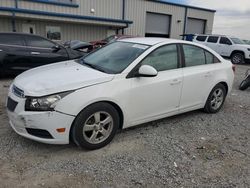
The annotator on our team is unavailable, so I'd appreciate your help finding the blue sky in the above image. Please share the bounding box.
[162,0,250,39]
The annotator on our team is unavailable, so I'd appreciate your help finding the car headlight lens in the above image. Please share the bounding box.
[25,91,73,111]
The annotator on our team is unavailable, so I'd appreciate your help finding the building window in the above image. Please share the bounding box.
[46,26,61,41]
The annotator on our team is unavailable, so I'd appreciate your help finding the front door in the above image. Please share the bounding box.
[128,44,183,124]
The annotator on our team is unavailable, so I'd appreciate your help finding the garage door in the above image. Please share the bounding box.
[186,18,206,34]
[145,12,171,38]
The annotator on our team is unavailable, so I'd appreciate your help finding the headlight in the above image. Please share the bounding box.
[25,91,73,111]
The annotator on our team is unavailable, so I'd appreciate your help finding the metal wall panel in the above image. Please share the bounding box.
[4,18,109,42]
[18,0,123,19]
[0,0,15,7]
[0,0,215,40]
[0,17,12,32]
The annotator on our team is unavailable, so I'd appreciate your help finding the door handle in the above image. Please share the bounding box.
[170,79,182,85]
[31,52,40,55]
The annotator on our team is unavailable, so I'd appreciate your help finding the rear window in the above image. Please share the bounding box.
[207,36,219,43]
[196,35,207,42]
[205,51,220,64]
[0,34,24,46]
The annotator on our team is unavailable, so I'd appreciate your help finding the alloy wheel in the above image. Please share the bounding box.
[210,88,224,110]
[82,111,114,144]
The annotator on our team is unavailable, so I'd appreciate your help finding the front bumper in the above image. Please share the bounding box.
[7,90,75,145]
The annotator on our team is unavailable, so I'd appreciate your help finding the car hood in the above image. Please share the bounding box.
[13,60,114,97]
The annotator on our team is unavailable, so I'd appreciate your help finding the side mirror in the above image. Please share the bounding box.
[137,65,158,77]
[52,45,61,52]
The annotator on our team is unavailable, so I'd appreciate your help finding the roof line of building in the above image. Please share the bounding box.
[149,0,216,13]
[22,0,79,8]
[0,7,133,25]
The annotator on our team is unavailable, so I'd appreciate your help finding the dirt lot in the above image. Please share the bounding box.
[0,65,249,188]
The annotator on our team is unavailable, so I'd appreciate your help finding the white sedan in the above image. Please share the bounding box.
[7,38,235,149]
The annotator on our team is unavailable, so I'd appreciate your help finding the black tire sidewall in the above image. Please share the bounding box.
[239,80,249,90]
[204,84,227,113]
[72,102,119,150]
[232,53,244,64]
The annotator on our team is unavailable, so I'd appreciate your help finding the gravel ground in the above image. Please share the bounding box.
[0,65,249,188]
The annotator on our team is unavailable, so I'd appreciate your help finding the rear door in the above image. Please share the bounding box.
[0,34,30,75]
[218,37,233,57]
[180,44,219,110]
[24,35,69,68]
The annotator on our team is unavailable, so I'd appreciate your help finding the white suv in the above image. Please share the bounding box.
[193,35,250,64]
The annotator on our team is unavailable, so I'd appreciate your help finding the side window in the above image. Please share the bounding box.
[141,44,178,72]
[207,36,219,43]
[219,37,232,45]
[0,34,24,46]
[205,51,221,64]
[183,44,206,67]
[196,35,207,42]
[25,36,55,48]
[205,51,214,64]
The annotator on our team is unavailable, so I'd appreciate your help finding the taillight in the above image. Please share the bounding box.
[232,65,236,73]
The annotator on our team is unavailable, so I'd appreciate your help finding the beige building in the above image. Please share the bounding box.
[0,0,215,42]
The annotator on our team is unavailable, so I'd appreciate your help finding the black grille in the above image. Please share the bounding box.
[12,85,25,98]
[26,128,54,139]
[7,97,18,112]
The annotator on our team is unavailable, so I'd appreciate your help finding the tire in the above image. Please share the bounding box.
[239,79,249,91]
[204,83,227,113]
[231,53,245,64]
[71,102,120,150]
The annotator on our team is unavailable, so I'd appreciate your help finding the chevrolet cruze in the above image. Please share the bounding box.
[6,38,234,150]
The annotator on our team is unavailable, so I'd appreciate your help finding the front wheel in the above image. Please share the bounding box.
[71,102,120,150]
[239,79,249,90]
[204,84,227,113]
[231,53,245,64]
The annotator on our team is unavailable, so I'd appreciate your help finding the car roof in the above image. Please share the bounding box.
[118,37,180,45]
[196,34,237,38]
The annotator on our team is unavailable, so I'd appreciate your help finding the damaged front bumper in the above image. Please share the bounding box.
[6,91,75,145]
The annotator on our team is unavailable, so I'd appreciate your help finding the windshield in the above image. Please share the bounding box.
[104,35,116,43]
[80,42,150,74]
[231,38,245,44]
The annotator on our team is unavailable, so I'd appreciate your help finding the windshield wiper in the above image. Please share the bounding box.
[80,59,108,73]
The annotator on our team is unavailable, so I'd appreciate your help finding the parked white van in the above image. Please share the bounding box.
[193,35,250,64]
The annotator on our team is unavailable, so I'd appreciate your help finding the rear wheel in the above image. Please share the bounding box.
[231,53,245,64]
[204,84,227,113]
[71,102,119,150]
